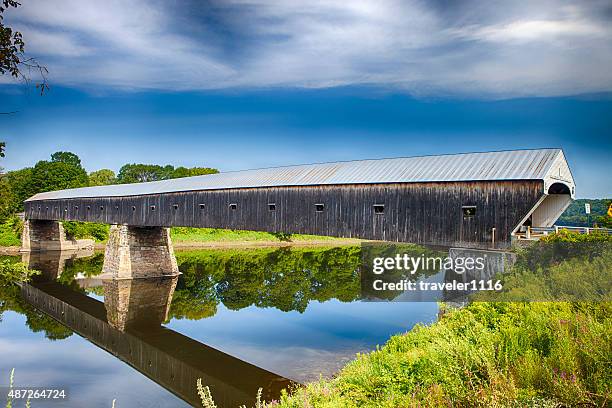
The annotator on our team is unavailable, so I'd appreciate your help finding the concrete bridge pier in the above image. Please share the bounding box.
[21,219,94,252]
[101,225,179,279]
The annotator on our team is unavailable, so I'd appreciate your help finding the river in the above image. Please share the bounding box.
[0,246,440,407]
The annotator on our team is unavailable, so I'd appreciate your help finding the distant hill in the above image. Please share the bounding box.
[557,198,611,227]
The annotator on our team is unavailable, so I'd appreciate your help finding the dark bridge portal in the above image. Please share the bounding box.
[24,149,575,249]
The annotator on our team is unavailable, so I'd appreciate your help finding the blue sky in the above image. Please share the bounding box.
[1,0,611,197]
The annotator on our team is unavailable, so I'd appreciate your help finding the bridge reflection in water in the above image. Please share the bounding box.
[20,251,293,408]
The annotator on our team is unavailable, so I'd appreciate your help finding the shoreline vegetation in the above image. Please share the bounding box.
[192,231,610,408]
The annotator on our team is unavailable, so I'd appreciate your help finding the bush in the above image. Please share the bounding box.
[0,216,23,247]
[62,221,109,242]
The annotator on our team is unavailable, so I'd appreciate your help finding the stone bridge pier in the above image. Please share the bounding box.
[21,220,94,252]
[101,225,179,280]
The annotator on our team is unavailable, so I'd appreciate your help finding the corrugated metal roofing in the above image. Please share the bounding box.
[26,149,566,201]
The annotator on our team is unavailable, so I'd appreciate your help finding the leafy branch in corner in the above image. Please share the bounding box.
[1,0,49,114]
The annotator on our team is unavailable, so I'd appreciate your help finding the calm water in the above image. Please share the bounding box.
[1,246,439,407]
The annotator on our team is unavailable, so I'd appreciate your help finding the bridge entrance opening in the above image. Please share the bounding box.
[513,182,573,240]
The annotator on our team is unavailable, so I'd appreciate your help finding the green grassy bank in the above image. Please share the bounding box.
[262,233,611,408]
[0,218,348,248]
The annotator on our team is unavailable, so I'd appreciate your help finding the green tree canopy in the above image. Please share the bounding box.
[117,164,219,184]
[89,169,116,186]
[51,151,82,168]
[29,156,88,193]
[117,164,173,184]
[3,167,35,213]
[172,166,219,178]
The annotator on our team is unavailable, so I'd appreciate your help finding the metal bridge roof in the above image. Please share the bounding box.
[26,148,571,201]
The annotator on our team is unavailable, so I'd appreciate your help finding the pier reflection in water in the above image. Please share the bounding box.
[19,250,292,407]
[2,246,441,407]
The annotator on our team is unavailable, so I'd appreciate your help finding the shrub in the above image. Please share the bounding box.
[0,216,23,247]
[62,221,109,242]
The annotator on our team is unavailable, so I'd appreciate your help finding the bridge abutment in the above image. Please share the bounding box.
[102,225,179,279]
[21,220,94,252]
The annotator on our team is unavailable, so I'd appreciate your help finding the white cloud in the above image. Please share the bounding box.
[3,0,612,97]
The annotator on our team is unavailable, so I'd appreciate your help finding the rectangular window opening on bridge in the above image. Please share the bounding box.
[268,203,276,211]
[462,205,476,218]
[374,204,385,214]
[199,203,206,210]
[315,203,325,212]
[229,203,237,210]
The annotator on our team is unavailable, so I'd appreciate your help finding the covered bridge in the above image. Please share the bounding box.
[24,148,575,250]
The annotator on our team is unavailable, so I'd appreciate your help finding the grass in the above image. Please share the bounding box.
[190,233,610,408]
[271,301,610,407]
[263,236,611,407]
[170,227,346,243]
[0,219,350,247]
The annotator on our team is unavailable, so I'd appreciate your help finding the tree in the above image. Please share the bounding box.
[29,160,88,193]
[116,164,171,184]
[3,167,34,213]
[51,151,82,168]
[0,0,48,96]
[116,164,218,184]
[172,166,219,178]
[89,169,116,186]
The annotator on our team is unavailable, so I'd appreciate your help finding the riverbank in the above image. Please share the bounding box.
[264,232,611,408]
[0,239,362,255]
[0,219,362,254]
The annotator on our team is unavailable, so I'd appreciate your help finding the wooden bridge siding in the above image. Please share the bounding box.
[25,180,544,248]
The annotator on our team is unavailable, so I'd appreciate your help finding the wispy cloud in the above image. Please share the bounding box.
[4,0,612,97]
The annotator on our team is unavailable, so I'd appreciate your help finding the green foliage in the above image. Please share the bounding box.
[117,163,173,183]
[2,168,35,214]
[270,232,293,242]
[0,259,39,284]
[513,229,612,273]
[117,163,219,184]
[172,166,219,178]
[0,215,21,246]
[271,242,612,408]
[50,151,82,168]
[29,160,88,193]
[557,199,611,227]
[0,259,72,340]
[88,169,117,186]
[170,246,365,319]
[170,227,340,242]
[0,151,89,214]
[62,221,109,242]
